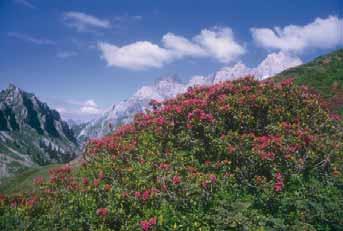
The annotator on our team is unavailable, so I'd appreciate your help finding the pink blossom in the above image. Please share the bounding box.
[96,207,109,217]
[209,174,217,184]
[142,190,150,201]
[330,113,341,121]
[274,172,284,192]
[172,175,181,185]
[159,163,170,170]
[93,179,100,187]
[140,220,150,231]
[134,191,141,199]
[140,217,157,231]
[82,177,89,185]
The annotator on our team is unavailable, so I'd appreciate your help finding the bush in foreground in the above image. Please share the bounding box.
[1,77,342,230]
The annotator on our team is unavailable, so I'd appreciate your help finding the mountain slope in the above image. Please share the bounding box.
[0,85,79,179]
[79,52,301,142]
[0,164,61,194]
[2,78,342,230]
[273,49,343,114]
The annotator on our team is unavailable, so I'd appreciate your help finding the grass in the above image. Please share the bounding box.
[274,49,343,115]
[0,164,61,194]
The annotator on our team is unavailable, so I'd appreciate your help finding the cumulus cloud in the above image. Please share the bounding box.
[162,33,207,57]
[251,16,343,52]
[80,106,102,115]
[52,99,103,121]
[79,100,103,115]
[98,27,245,70]
[8,32,56,45]
[63,11,111,32]
[98,41,172,70]
[194,27,245,62]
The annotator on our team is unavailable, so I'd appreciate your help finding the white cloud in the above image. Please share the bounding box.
[98,27,244,70]
[13,0,36,9]
[58,99,103,118]
[79,100,103,115]
[80,106,102,115]
[8,32,55,45]
[63,11,111,32]
[251,16,343,52]
[162,33,207,57]
[46,98,104,122]
[56,51,78,59]
[84,100,97,108]
[98,41,172,70]
[194,27,245,63]
[80,100,102,115]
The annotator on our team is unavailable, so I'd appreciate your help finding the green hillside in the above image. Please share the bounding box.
[274,49,343,114]
[1,78,342,230]
[0,164,61,194]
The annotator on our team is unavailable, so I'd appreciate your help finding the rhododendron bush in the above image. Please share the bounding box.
[1,78,343,230]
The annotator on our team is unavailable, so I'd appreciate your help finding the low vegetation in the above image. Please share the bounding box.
[0,78,342,230]
[274,49,343,115]
[0,164,61,194]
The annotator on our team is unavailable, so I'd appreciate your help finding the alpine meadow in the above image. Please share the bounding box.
[0,1,342,230]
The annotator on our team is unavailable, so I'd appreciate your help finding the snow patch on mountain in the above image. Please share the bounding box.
[78,75,186,140]
[209,51,302,84]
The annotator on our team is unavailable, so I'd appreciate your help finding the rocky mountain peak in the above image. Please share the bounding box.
[0,85,79,178]
[7,83,19,91]
[255,52,302,79]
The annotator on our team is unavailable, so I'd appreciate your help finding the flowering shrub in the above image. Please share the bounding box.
[1,77,342,230]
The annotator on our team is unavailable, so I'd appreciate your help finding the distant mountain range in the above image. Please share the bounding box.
[76,51,303,141]
[0,85,79,179]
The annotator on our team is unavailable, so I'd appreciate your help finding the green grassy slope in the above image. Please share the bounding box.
[273,49,343,114]
[0,164,61,194]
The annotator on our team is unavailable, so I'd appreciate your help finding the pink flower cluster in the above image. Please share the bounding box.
[255,135,282,150]
[140,217,157,231]
[158,163,170,170]
[274,172,284,192]
[187,109,214,123]
[202,174,217,189]
[172,175,181,185]
[96,207,109,217]
[134,188,160,202]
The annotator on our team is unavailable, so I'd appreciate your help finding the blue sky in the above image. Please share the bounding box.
[0,0,342,121]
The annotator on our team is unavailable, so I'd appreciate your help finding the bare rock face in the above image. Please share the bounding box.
[0,84,79,179]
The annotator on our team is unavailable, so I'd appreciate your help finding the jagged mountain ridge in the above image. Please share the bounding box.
[78,52,302,141]
[0,85,79,179]
[78,75,187,140]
